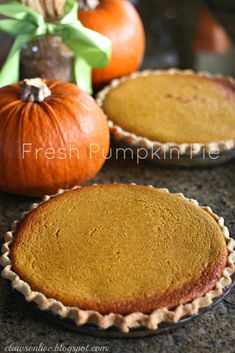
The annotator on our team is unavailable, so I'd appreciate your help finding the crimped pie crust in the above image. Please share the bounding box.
[1,184,235,333]
[96,69,235,156]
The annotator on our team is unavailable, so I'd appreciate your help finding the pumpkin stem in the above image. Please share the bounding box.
[79,0,99,10]
[20,78,51,103]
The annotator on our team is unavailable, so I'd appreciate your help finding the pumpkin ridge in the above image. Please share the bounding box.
[0,79,110,196]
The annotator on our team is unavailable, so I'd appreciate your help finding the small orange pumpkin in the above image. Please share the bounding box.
[193,9,231,53]
[78,0,145,88]
[0,78,110,196]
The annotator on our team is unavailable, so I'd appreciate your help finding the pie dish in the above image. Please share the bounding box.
[96,69,235,166]
[1,184,235,333]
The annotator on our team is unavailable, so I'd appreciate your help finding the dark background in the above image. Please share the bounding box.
[1,0,235,75]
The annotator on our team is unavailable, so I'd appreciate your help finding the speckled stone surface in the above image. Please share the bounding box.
[0,156,235,353]
[0,0,235,350]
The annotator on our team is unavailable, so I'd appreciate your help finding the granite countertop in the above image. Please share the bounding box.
[0,0,235,351]
[0,156,235,353]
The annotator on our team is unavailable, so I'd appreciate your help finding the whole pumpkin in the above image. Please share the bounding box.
[78,0,145,88]
[0,78,110,196]
[193,9,231,53]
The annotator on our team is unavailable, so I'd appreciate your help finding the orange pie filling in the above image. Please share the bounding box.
[102,73,235,144]
[11,184,227,314]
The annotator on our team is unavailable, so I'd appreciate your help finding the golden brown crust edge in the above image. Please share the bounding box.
[96,69,235,156]
[1,184,235,333]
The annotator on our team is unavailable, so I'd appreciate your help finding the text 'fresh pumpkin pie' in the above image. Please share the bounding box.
[1,184,235,332]
[96,69,235,159]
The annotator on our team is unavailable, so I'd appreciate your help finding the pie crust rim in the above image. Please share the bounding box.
[1,184,235,333]
[96,69,235,156]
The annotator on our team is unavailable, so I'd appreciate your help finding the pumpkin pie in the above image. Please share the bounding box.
[97,69,235,158]
[1,184,235,332]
